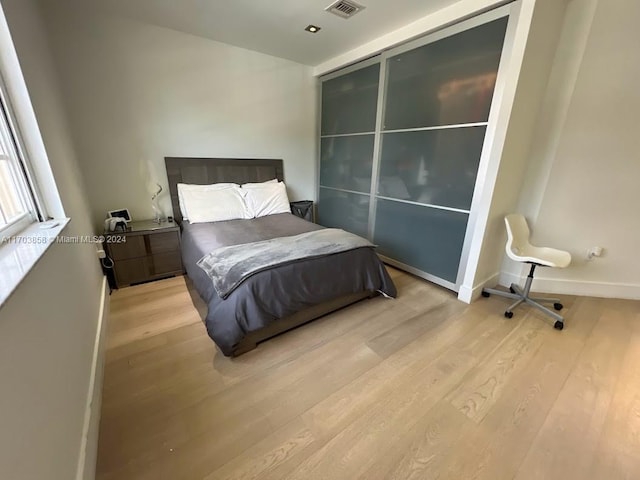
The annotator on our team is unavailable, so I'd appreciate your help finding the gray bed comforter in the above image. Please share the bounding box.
[181,213,396,356]
[197,228,376,299]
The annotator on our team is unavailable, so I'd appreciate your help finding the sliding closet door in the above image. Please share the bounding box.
[373,17,509,285]
[317,10,511,290]
[317,62,380,238]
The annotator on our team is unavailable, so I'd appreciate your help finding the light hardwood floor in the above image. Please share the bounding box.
[97,268,640,480]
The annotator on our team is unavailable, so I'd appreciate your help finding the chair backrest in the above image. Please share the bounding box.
[504,213,531,260]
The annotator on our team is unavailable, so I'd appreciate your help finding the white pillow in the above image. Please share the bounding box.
[180,185,252,224]
[242,182,291,218]
[241,178,278,188]
[177,183,238,220]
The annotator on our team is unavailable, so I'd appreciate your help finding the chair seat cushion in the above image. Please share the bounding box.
[509,245,571,268]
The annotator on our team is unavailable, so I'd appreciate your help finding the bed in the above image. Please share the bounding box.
[165,157,397,356]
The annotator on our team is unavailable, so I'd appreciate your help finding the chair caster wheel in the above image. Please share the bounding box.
[509,286,516,294]
[554,320,564,330]
[554,303,563,311]
[504,311,514,319]
[482,291,490,298]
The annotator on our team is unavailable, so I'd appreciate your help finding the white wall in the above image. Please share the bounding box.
[40,5,318,228]
[0,0,106,478]
[500,0,640,299]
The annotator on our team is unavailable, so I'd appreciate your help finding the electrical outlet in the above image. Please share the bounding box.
[587,246,604,260]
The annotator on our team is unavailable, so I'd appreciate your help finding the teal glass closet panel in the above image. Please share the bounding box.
[320,135,375,193]
[373,200,468,282]
[372,17,508,285]
[383,18,508,130]
[318,62,380,236]
[377,126,487,210]
[317,188,370,238]
[321,64,380,135]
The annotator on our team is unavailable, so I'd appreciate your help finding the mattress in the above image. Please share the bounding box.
[181,213,396,355]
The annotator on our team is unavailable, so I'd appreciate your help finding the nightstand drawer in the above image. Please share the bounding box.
[148,231,180,254]
[114,257,148,285]
[109,235,146,260]
[150,252,182,276]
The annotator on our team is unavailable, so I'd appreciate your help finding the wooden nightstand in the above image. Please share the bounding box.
[290,200,314,222]
[104,220,183,288]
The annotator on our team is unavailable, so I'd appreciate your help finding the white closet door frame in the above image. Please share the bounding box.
[458,0,537,302]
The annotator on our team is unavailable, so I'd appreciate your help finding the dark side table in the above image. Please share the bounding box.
[103,220,184,288]
[290,200,314,222]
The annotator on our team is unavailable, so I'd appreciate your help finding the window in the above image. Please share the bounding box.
[0,84,39,237]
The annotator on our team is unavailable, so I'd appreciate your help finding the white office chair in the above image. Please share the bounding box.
[482,213,572,330]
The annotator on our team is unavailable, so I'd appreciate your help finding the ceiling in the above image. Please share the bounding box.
[49,0,462,66]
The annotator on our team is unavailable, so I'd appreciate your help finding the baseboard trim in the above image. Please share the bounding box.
[76,276,109,480]
[498,271,640,300]
[498,270,521,291]
[458,271,501,304]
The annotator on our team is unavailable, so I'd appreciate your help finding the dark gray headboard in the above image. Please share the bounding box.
[164,157,284,224]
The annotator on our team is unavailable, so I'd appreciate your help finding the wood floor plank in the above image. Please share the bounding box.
[98,274,436,477]
[99,298,417,456]
[357,401,474,480]
[589,313,640,480]
[389,271,457,314]
[446,294,595,426]
[98,340,381,479]
[429,297,601,480]
[302,304,505,438]
[514,307,631,480]
[284,311,517,479]
[106,308,201,349]
[97,271,640,480]
[447,312,547,423]
[252,307,505,480]
[366,298,466,358]
[205,292,410,380]
[202,418,315,480]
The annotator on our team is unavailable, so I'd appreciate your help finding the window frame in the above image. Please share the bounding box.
[0,71,45,239]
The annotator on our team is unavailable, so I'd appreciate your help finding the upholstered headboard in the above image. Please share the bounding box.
[164,157,284,224]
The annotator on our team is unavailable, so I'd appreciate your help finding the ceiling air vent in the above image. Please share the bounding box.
[325,0,366,19]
